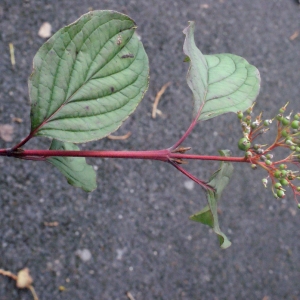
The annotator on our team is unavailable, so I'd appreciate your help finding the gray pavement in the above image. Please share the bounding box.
[0,0,299,299]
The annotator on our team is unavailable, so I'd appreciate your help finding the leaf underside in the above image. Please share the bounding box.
[190,150,234,249]
[29,10,149,143]
[183,21,261,121]
[47,140,97,192]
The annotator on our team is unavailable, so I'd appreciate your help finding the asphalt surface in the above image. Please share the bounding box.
[0,1,300,299]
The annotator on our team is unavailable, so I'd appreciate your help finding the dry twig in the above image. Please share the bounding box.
[290,30,299,41]
[107,131,131,140]
[9,43,15,68]
[152,81,171,118]
[44,221,59,227]
[126,291,136,300]
[0,268,38,300]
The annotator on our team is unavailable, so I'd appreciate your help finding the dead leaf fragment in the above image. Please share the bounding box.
[107,131,131,140]
[16,268,33,289]
[0,124,14,142]
[290,30,299,41]
[44,221,59,227]
[9,43,15,68]
[12,117,23,123]
[0,268,38,300]
[200,4,209,9]
[38,22,52,38]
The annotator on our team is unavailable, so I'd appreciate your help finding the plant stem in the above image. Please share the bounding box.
[10,132,36,151]
[170,161,214,191]
[170,103,204,150]
[0,148,247,163]
[169,153,248,162]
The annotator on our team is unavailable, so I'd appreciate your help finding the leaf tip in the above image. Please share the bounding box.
[183,21,195,35]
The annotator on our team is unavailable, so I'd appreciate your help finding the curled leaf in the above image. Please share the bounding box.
[190,150,233,249]
[183,21,260,121]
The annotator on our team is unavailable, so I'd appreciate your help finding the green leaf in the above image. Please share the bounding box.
[29,10,149,143]
[190,150,233,249]
[183,21,260,121]
[47,140,97,192]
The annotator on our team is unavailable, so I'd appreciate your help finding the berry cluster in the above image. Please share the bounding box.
[237,103,300,208]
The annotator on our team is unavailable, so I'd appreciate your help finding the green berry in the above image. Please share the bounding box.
[280,170,287,177]
[294,113,300,120]
[281,118,290,126]
[246,107,253,114]
[274,170,281,178]
[297,187,300,191]
[274,182,282,189]
[279,108,286,114]
[279,164,286,170]
[280,179,289,186]
[251,164,257,169]
[266,153,273,159]
[276,114,283,121]
[291,120,299,129]
[296,147,300,152]
[286,139,294,146]
[238,137,251,151]
[277,189,285,198]
[245,151,252,158]
[281,130,289,137]
[298,203,300,209]
[265,160,272,166]
[290,146,296,151]
[237,111,243,119]
[251,122,258,129]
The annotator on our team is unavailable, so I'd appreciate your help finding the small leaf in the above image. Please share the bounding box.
[183,21,260,121]
[47,140,97,192]
[29,10,149,143]
[190,150,233,249]
[183,56,191,62]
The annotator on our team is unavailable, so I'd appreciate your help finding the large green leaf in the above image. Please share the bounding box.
[183,21,260,121]
[47,140,97,192]
[190,150,233,249]
[29,10,149,143]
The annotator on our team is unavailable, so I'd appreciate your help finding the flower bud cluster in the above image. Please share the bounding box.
[236,103,300,208]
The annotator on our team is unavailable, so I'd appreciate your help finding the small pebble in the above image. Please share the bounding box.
[184,180,194,190]
[38,22,52,38]
[76,249,92,262]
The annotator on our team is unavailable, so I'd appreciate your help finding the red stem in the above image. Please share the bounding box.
[169,153,248,162]
[0,148,248,163]
[170,161,214,191]
[170,103,204,150]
